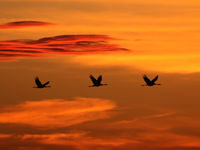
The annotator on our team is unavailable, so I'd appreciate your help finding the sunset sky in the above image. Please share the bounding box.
[1,0,200,150]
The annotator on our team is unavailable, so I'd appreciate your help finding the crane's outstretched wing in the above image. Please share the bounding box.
[90,75,97,85]
[143,75,151,84]
[35,77,42,87]
[151,75,158,83]
[97,75,102,84]
[43,81,50,87]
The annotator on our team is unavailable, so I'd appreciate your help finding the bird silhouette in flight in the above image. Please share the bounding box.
[142,75,161,86]
[33,77,51,88]
[89,75,108,87]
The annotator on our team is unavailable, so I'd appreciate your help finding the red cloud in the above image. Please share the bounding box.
[0,35,129,61]
[0,21,55,29]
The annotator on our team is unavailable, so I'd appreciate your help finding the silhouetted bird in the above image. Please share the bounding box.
[89,75,108,87]
[142,75,161,86]
[33,77,50,88]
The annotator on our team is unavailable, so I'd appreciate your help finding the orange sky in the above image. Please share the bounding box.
[1,0,200,150]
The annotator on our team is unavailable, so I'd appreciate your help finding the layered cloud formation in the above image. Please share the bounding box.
[0,35,128,61]
[0,21,55,29]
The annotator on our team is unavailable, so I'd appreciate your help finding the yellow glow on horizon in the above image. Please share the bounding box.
[71,53,200,73]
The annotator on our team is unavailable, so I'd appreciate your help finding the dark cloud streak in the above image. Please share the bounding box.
[0,21,55,29]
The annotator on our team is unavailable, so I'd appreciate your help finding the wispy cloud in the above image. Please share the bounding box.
[108,113,173,131]
[0,97,115,128]
[0,132,139,150]
[0,35,129,62]
[0,21,55,29]
[20,132,136,147]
